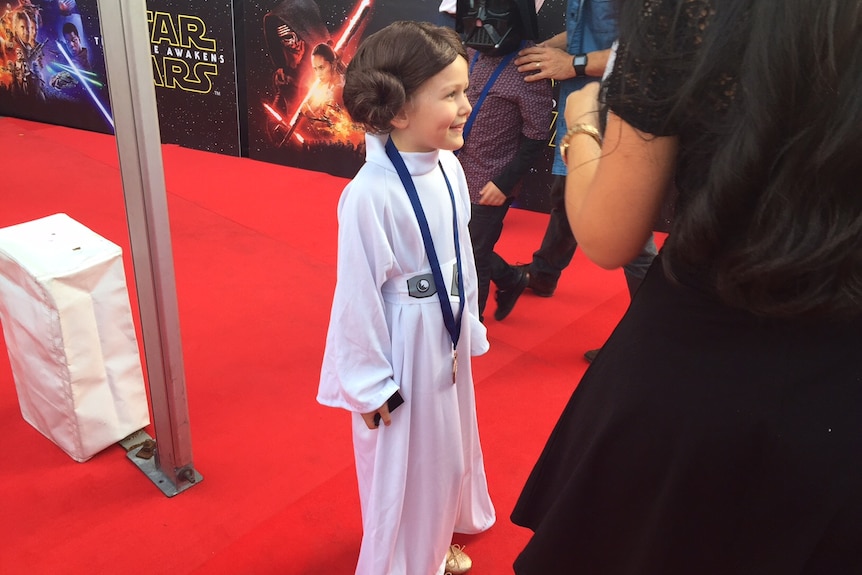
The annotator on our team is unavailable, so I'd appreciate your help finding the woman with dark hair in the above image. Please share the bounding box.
[309,42,345,104]
[302,42,349,136]
[299,41,368,145]
[312,43,345,77]
[511,0,862,572]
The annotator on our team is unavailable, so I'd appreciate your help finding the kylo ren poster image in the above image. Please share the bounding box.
[242,0,441,178]
[0,0,112,134]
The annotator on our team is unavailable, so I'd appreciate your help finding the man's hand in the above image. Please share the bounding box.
[478,182,507,206]
[514,45,575,82]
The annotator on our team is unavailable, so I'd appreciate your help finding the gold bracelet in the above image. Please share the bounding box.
[559,123,602,166]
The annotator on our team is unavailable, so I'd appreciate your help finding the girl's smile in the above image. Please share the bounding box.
[390,57,472,153]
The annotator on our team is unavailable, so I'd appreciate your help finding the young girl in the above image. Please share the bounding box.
[318,21,495,575]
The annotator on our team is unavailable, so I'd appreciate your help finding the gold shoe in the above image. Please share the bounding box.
[445,544,472,575]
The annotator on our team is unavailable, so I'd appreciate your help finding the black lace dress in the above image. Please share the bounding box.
[510,1,862,573]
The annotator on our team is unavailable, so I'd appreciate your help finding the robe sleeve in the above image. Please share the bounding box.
[317,168,401,413]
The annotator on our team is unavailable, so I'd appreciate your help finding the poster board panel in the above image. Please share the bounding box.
[242,0,445,179]
[147,0,241,156]
[242,0,564,209]
[0,0,114,134]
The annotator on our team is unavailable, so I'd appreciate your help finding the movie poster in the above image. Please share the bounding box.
[0,0,113,134]
[242,0,441,178]
[513,0,565,212]
[147,0,241,156]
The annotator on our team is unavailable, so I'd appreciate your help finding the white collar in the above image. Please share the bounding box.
[365,133,441,177]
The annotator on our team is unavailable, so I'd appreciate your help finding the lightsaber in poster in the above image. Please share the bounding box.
[264,0,372,146]
[56,41,114,130]
[262,101,292,141]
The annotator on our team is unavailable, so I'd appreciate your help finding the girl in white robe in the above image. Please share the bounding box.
[317,21,495,575]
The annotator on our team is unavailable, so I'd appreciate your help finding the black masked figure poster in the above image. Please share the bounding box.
[242,0,441,178]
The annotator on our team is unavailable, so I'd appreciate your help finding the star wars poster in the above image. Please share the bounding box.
[242,0,442,178]
[0,0,113,134]
[513,0,565,213]
[147,0,241,156]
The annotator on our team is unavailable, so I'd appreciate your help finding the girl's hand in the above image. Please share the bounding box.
[564,81,601,131]
[361,402,392,429]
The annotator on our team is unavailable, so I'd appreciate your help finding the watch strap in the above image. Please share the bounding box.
[573,53,588,76]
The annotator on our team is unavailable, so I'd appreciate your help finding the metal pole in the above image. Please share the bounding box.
[96,0,202,496]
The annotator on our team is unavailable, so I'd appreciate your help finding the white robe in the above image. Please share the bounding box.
[318,134,496,575]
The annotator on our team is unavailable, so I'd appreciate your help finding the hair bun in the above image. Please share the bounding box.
[342,20,466,134]
[343,68,406,133]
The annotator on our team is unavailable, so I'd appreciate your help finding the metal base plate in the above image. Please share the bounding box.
[120,430,203,497]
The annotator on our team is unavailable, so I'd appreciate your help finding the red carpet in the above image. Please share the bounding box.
[0,117,639,574]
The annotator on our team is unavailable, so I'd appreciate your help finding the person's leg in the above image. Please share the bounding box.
[470,200,527,322]
[528,176,577,296]
[490,252,518,288]
[585,235,659,363]
[469,202,509,321]
[491,251,528,321]
[622,234,659,298]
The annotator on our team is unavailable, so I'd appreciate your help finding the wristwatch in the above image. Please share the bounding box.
[573,53,588,76]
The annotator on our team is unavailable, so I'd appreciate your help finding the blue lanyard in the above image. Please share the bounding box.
[384,136,464,350]
[461,44,523,144]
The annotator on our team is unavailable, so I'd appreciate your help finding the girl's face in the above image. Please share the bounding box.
[391,57,471,153]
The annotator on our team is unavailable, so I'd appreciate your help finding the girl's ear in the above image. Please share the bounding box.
[390,106,409,130]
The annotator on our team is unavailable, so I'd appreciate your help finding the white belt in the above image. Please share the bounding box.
[381,257,461,305]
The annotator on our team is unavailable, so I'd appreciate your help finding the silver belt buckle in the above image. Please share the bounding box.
[407,264,460,298]
[407,273,436,298]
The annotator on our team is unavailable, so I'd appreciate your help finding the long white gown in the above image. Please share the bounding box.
[318,133,496,575]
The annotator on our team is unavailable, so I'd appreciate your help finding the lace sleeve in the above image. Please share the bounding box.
[605,0,713,136]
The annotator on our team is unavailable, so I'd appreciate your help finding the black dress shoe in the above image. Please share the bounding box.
[583,348,601,363]
[494,268,529,321]
[514,264,556,297]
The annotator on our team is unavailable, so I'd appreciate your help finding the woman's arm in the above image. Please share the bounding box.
[563,84,677,269]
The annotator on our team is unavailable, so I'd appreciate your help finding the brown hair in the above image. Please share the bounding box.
[343,20,467,133]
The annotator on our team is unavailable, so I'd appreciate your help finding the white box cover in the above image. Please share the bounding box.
[0,213,150,462]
